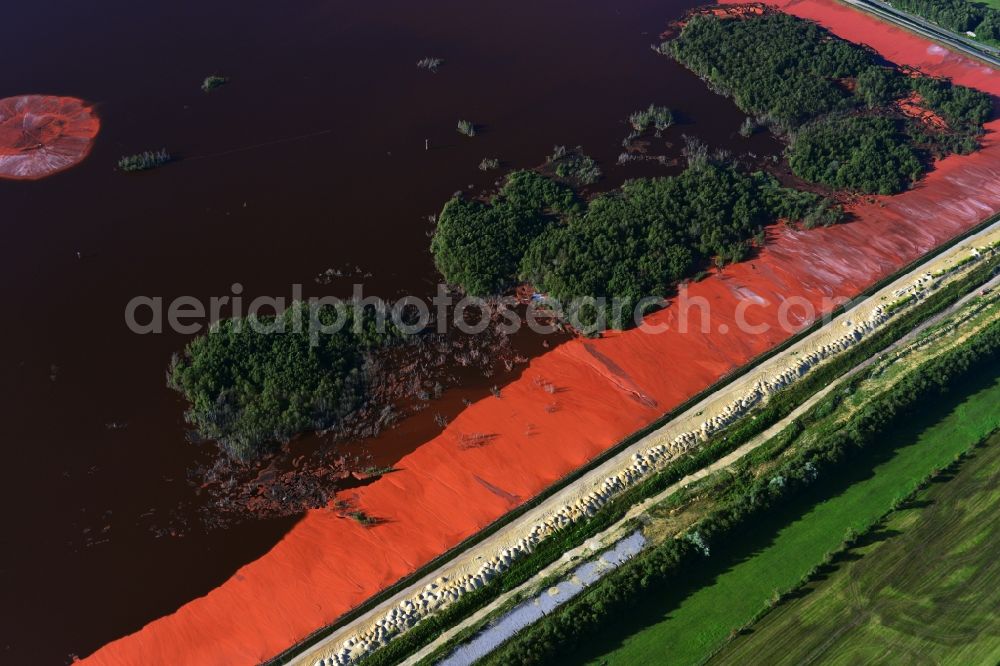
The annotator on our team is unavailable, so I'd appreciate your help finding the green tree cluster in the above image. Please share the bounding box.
[788,116,923,194]
[433,163,841,328]
[547,146,602,186]
[520,165,784,324]
[854,65,907,108]
[628,104,675,133]
[906,74,992,157]
[668,12,990,178]
[431,171,580,296]
[912,76,993,129]
[168,303,400,459]
[891,0,1000,44]
[118,149,171,172]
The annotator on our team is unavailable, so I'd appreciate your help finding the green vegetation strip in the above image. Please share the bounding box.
[581,360,1000,665]
[712,429,1000,665]
[418,284,998,664]
[479,311,1000,665]
[361,264,1000,666]
[270,217,998,665]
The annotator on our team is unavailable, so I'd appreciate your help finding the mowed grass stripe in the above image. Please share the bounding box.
[712,429,1000,665]
[577,362,1000,666]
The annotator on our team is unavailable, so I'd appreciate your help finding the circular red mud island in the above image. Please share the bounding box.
[0,95,99,180]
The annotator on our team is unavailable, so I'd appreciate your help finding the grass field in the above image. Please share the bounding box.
[710,429,1000,665]
[575,359,1000,666]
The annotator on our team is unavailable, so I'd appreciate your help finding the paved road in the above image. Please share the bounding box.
[292,222,1000,666]
[843,0,1000,68]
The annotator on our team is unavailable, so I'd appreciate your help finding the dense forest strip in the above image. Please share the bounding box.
[476,314,1000,665]
[708,431,1000,666]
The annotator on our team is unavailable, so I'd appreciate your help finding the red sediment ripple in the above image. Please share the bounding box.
[82,4,1000,664]
[0,95,99,180]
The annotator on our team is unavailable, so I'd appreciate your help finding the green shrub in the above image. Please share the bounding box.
[764,186,845,227]
[416,57,444,72]
[118,149,171,172]
[628,104,674,133]
[457,120,477,137]
[201,75,230,92]
[547,145,602,185]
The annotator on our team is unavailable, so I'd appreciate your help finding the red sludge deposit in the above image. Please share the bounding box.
[0,95,98,180]
[85,2,1000,663]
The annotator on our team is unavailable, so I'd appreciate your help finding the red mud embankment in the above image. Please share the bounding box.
[84,3,1000,663]
[0,95,98,180]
